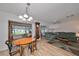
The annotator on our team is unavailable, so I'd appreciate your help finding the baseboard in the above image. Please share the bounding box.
[0,47,8,52]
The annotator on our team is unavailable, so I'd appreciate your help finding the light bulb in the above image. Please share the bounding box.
[24,14,28,18]
[22,18,26,21]
[19,15,23,19]
[27,17,33,21]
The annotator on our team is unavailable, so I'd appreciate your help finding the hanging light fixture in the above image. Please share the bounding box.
[19,15,23,19]
[19,3,33,21]
[27,17,33,21]
[24,14,28,18]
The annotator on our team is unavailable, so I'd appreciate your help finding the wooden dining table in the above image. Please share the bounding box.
[13,37,35,56]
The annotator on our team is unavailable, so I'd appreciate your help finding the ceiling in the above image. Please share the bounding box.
[0,3,79,24]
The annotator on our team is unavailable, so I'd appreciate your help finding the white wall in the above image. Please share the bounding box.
[47,15,79,32]
[54,20,79,32]
[0,11,20,51]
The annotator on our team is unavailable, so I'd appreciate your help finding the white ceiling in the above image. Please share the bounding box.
[0,3,79,24]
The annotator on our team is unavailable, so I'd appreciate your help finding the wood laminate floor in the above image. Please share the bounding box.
[0,39,75,56]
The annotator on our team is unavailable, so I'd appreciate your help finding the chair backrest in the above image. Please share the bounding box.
[5,40,21,56]
[5,40,13,52]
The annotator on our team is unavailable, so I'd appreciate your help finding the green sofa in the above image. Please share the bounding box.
[45,32,77,43]
[57,32,77,42]
[45,32,57,43]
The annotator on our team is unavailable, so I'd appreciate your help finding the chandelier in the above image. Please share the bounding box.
[19,3,33,21]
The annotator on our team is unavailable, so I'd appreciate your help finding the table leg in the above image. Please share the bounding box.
[31,42,34,54]
[20,46,24,56]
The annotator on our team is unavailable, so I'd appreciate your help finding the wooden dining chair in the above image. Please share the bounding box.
[5,40,20,56]
[27,37,38,54]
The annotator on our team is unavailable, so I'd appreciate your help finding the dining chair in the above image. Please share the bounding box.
[28,38,38,54]
[5,40,20,56]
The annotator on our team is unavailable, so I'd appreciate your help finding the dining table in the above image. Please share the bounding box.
[13,37,35,56]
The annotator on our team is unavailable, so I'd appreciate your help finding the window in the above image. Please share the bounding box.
[41,26,47,36]
[8,21,32,40]
[12,25,32,35]
[12,25,26,35]
[12,28,25,35]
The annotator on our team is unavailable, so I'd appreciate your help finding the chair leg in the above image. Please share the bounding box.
[9,52,12,56]
[28,42,37,54]
[31,43,34,54]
